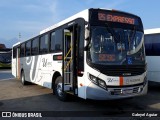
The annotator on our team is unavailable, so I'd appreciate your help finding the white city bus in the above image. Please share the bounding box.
[12,8,147,101]
[144,28,160,83]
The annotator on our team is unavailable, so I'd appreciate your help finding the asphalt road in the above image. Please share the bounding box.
[0,70,160,119]
[0,69,14,81]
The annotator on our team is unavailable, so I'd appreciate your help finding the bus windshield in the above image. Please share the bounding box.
[0,52,12,63]
[87,26,145,65]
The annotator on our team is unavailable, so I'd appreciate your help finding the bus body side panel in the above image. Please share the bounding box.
[38,53,62,88]
[21,53,62,89]
[77,76,86,99]
[77,52,100,99]
[144,29,160,82]
[12,58,17,77]
[30,55,42,86]
[22,56,42,85]
[22,56,31,83]
[17,57,21,79]
[146,56,160,82]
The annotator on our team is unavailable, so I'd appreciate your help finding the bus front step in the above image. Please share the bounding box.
[63,84,72,91]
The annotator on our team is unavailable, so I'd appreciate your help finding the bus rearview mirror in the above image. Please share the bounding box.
[85,27,89,41]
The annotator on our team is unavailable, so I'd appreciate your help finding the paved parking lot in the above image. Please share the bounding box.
[0,70,160,119]
[0,69,14,81]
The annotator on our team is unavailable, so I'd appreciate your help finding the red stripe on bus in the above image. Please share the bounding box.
[120,77,123,86]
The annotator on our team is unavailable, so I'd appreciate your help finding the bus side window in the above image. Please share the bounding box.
[40,34,49,54]
[25,41,31,56]
[20,43,25,57]
[50,32,56,52]
[144,34,160,56]
[55,44,61,51]
[31,38,39,55]
[50,30,62,52]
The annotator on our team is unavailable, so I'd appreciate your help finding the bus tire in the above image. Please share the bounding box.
[55,76,68,101]
[21,71,27,85]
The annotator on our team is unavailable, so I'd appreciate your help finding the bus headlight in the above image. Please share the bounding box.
[143,76,147,87]
[89,74,98,84]
[97,79,106,89]
[88,73,107,90]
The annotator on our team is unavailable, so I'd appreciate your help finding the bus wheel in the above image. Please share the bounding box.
[55,76,68,101]
[21,71,27,85]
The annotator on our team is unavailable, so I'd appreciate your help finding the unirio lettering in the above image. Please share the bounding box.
[42,58,52,67]
[42,58,47,67]
[107,78,118,83]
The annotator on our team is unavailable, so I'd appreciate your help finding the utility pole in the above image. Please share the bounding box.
[19,32,21,41]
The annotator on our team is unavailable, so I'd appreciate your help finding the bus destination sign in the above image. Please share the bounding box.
[98,12,136,25]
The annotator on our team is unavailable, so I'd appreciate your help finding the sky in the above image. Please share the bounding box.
[0,0,160,47]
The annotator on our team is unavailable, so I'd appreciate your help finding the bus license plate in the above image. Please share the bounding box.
[123,89,133,94]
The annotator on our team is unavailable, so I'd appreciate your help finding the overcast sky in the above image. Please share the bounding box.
[0,0,160,43]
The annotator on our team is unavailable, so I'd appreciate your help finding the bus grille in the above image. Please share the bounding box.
[110,87,142,95]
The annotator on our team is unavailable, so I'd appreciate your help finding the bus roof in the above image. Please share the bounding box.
[12,42,21,47]
[40,8,141,35]
[144,28,160,35]
[40,9,89,34]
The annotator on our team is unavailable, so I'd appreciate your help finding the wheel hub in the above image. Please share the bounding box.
[57,83,63,97]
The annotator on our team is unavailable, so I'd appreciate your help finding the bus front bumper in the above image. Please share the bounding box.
[86,82,148,100]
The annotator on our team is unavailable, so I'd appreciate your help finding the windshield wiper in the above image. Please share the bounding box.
[128,26,136,51]
[105,23,119,42]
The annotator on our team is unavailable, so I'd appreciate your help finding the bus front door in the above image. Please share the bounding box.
[12,47,20,79]
[62,24,79,95]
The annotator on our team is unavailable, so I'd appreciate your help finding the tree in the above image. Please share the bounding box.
[0,44,6,49]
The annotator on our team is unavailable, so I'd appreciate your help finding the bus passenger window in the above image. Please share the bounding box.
[50,32,55,52]
[40,34,48,54]
[31,38,39,55]
[25,41,31,56]
[50,30,62,52]
[20,43,25,57]
[55,44,61,51]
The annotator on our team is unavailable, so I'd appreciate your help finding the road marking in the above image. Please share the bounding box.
[0,78,14,81]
